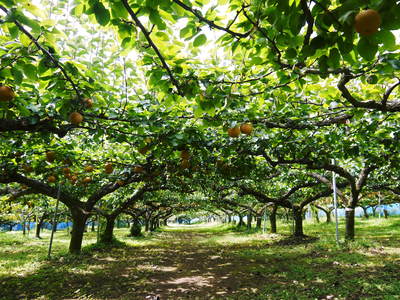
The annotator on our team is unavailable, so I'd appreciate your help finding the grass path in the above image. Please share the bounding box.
[0,219,400,299]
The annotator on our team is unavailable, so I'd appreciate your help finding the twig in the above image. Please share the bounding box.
[172,0,252,38]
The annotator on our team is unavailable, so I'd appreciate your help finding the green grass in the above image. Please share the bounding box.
[0,217,399,299]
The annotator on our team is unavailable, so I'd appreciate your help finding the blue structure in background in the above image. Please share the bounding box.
[0,221,72,231]
[304,203,400,220]
[329,203,399,218]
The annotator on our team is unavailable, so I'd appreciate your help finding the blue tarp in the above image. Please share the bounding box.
[0,221,72,231]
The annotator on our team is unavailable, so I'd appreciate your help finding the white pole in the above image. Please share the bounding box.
[332,159,340,244]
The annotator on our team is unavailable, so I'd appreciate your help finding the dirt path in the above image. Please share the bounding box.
[2,224,400,299]
[1,227,270,300]
[120,230,265,299]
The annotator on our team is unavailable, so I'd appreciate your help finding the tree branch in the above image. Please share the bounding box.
[0,171,82,209]
[338,73,400,112]
[382,80,400,107]
[121,0,183,96]
[356,166,376,191]
[0,118,72,137]
[242,9,288,68]
[172,0,252,38]
[300,0,314,47]
[308,172,349,205]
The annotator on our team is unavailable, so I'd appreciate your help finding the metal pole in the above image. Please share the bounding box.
[378,192,382,219]
[332,159,340,244]
[48,183,61,258]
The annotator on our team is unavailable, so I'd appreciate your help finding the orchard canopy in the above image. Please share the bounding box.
[1,0,400,253]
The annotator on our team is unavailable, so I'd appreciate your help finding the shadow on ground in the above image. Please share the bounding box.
[1,229,399,299]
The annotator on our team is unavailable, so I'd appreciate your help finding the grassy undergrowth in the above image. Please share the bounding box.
[0,217,399,299]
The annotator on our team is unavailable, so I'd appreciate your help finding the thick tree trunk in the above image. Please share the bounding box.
[163,218,168,226]
[237,214,244,227]
[246,211,252,229]
[35,213,47,238]
[127,219,130,228]
[156,218,160,229]
[361,206,369,219]
[270,205,277,233]
[314,208,320,223]
[27,217,31,235]
[69,208,88,254]
[256,216,262,229]
[326,210,332,223]
[91,218,96,232]
[345,207,355,240]
[100,216,116,244]
[293,207,304,237]
[22,219,26,235]
[383,209,388,219]
[228,214,232,223]
[149,219,156,232]
[129,219,142,237]
[144,218,150,232]
[371,206,377,217]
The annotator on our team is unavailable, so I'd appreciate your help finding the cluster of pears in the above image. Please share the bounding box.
[227,123,253,138]
[43,149,116,185]
[0,84,93,128]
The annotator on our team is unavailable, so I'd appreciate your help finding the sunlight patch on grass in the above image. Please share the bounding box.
[1,217,399,299]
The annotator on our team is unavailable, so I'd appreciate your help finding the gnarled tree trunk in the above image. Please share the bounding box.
[149,218,156,232]
[313,208,320,223]
[371,206,377,217]
[326,210,332,223]
[69,208,88,254]
[100,215,116,244]
[246,210,252,229]
[256,215,262,229]
[91,218,96,231]
[293,206,304,237]
[345,207,355,240]
[383,209,388,219]
[361,206,369,219]
[22,219,26,235]
[35,212,47,238]
[144,218,150,232]
[237,214,244,227]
